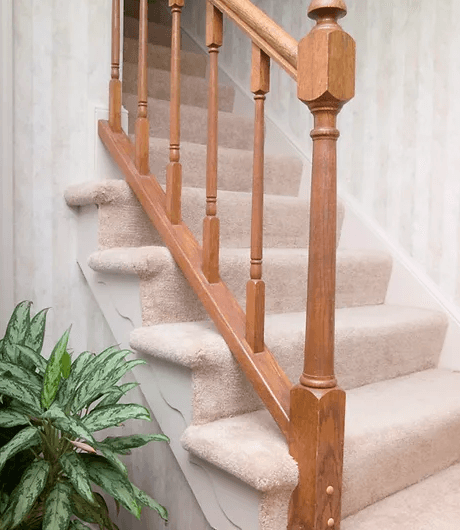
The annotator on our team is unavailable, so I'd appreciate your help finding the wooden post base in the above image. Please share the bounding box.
[288,384,345,530]
[166,161,182,224]
[246,279,265,353]
[202,215,220,283]
[135,117,150,175]
[109,79,122,132]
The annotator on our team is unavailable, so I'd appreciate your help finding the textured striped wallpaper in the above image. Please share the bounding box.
[182,0,460,309]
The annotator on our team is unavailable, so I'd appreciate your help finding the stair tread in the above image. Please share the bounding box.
[182,368,460,516]
[342,461,460,529]
[123,37,207,78]
[131,303,446,368]
[123,94,256,150]
[122,61,235,112]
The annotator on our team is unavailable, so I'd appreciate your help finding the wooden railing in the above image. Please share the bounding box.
[102,0,355,528]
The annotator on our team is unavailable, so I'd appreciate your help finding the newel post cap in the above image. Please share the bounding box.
[308,0,347,20]
[297,6,355,106]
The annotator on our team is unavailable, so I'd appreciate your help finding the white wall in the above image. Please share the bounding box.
[181,0,460,316]
[10,0,116,352]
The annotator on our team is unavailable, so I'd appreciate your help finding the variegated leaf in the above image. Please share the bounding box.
[133,484,168,521]
[94,382,139,410]
[3,301,32,349]
[55,351,94,408]
[41,406,96,444]
[41,327,71,409]
[59,452,96,506]
[69,520,92,530]
[16,345,47,374]
[0,427,40,474]
[82,404,150,432]
[42,482,72,530]
[84,457,140,519]
[5,459,50,528]
[24,307,49,356]
[0,410,30,428]
[96,447,128,476]
[0,360,42,392]
[99,433,168,455]
[61,351,72,379]
[71,350,131,412]
[0,378,41,415]
[0,492,9,514]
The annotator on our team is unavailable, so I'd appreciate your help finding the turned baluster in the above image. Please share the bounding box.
[246,45,269,354]
[166,0,184,224]
[288,1,355,529]
[202,2,223,283]
[135,0,150,174]
[109,0,122,131]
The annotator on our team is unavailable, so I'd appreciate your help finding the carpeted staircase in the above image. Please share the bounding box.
[65,5,460,529]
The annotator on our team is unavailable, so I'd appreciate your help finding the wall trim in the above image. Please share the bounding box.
[0,0,15,333]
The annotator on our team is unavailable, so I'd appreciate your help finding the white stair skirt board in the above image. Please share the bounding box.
[75,203,257,529]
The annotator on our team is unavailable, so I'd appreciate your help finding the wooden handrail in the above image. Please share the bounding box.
[209,0,298,79]
[104,0,355,527]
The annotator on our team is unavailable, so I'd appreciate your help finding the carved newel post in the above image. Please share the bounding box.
[289,1,355,529]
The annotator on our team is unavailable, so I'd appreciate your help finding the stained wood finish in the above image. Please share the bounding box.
[166,0,184,224]
[135,0,150,174]
[210,0,297,79]
[202,3,223,284]
[246,45,269,354]
[98,120,292,436]
[109,0,122,131]
[288,2,355,528]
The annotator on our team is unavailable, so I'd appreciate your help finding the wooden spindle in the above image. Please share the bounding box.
[166,0,184,224]
[109,0,122,131]
[288,1,355,529]
[135,0,150,174]
[246,45,269,354]
[202,2,223,283]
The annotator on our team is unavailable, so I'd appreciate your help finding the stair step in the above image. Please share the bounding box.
[124,16,176,48]
[88,247,393,323]
[148,137,303,196]
[123,37,207,78]
[123,94,255,150]
[341,461,460,530]
[130,305,446,423]
[122,61,234,112]
[64,180,319,249]
[182,369,460,524]
[124,0,172,25]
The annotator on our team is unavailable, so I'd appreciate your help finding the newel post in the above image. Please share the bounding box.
[289,1,355,529]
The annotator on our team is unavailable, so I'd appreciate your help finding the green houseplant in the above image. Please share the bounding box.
[0,301,169,529]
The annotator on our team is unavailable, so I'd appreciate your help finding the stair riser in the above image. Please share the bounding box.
[124,17,174,48]
[123,94,255,150]
[131,310,446,425]
[95,191,319,251]
[148,138,303,196]
[122,61,235,112]
[123,37,207,78]
[123,251,392,325]
[124,0,172,25]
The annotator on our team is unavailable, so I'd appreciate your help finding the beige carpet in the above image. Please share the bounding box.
[65,9,460,530]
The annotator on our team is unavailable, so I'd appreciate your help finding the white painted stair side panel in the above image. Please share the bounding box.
[75,204,261,529]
